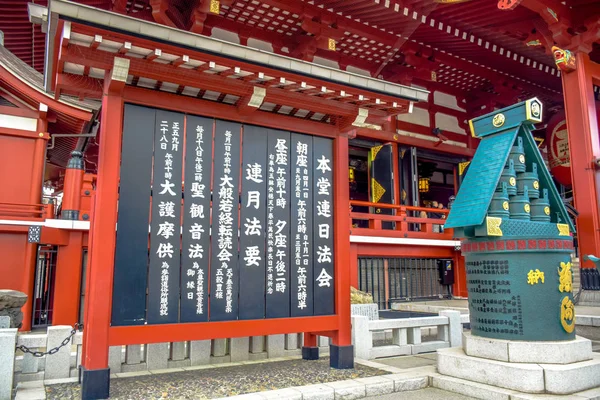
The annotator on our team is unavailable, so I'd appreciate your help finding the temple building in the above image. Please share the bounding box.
[0,0,598,333]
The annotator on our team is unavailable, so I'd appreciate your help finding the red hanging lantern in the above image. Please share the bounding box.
[546,111,571,186]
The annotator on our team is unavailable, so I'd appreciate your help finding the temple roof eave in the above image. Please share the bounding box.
[46,0,429,105]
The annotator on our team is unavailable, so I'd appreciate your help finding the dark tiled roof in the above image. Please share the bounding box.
[0,44,100,111]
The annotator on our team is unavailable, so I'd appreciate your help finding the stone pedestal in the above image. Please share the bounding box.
[435,332,600,398]
[0,290,27,329]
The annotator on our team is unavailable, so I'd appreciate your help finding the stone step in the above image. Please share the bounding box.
[432,374,600,400]
[437,347,600,395]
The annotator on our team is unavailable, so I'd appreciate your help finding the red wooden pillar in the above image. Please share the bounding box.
[561,53,600,268]
[330,133,353,368]
[80,60,128,399]
[52,232,84,326]
[61,151,85,220]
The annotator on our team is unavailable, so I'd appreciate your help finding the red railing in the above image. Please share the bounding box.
[0,202,51,221]
[349,200,454,239]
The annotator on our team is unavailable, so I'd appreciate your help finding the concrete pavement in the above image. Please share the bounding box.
[365,388,476,399]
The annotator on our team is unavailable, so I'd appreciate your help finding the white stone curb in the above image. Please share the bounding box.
[213,358,432,400]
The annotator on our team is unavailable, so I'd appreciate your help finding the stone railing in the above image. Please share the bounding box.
[1,327,330,398]
[352,310,468,360]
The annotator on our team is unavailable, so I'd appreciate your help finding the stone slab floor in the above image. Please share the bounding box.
[366,388,475,399]
[44,357,386,400]
[374,353,438,369]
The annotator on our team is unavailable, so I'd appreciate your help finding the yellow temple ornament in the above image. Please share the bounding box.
[527,269,545,285]
[558,262,573,293]
[560,296,575,333]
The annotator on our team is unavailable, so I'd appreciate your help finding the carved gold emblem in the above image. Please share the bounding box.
[328,38,336,51]
[519,154,525,164]
[527,269,545,285]
[209,0,220,14]
[502,201,509,211]
[557,223,570,236]
[509,177,516,186]
[560,296,575,333]
[544,206,551,215]
[533,181,539,189]
[558,262,573,293]
[486,217,503,236]
[492,113,505,128]
[524,204,530,213]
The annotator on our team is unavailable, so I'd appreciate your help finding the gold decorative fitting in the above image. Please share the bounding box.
[431,71,437,82]
[544,206,551,215]
[524,204,530,213]
[38,132,44,137]
[486,217,503,236]
[527,269,545,285]
[328,38,336,51]
[468,119,476,138]
[209,0,220,14]
[418,177,430,193]
[558,262,573,293]
[502,201,509,211]
[519,154,525,164]
[370,145,383,160]
[560,296,575,333]
[509,177,516,186]
[458,161,471,176]
[371,178,386,203]
[557,223,570,236]
[533,181,539,189]
[492,113,505,128]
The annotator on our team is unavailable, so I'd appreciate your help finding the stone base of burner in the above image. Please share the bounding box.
[436,333,600,395]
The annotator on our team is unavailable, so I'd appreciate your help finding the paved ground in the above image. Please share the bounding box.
[366,388,476,399]
[375,353,437,369]
[45,358,386,400]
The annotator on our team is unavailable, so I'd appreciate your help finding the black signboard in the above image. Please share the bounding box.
[111,104,155,326]
[114,106,337,325]
[239,125,268,320]
[290,133,314,316]
[180,116,214,323]
[209,121,242,321]
[313,136,335,315]
[265,129,291,318]
[147,110,185,324]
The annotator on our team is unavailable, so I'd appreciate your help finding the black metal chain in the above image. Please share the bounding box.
[16,323,83,358]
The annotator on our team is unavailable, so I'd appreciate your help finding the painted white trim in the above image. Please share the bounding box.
[350,235,461,247]
[45,219,90,230]
[0,219,44,226]
[0,115,37,131]
[0,219,90,230]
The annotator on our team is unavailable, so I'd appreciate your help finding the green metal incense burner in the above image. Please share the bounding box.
[445,98,576,341]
